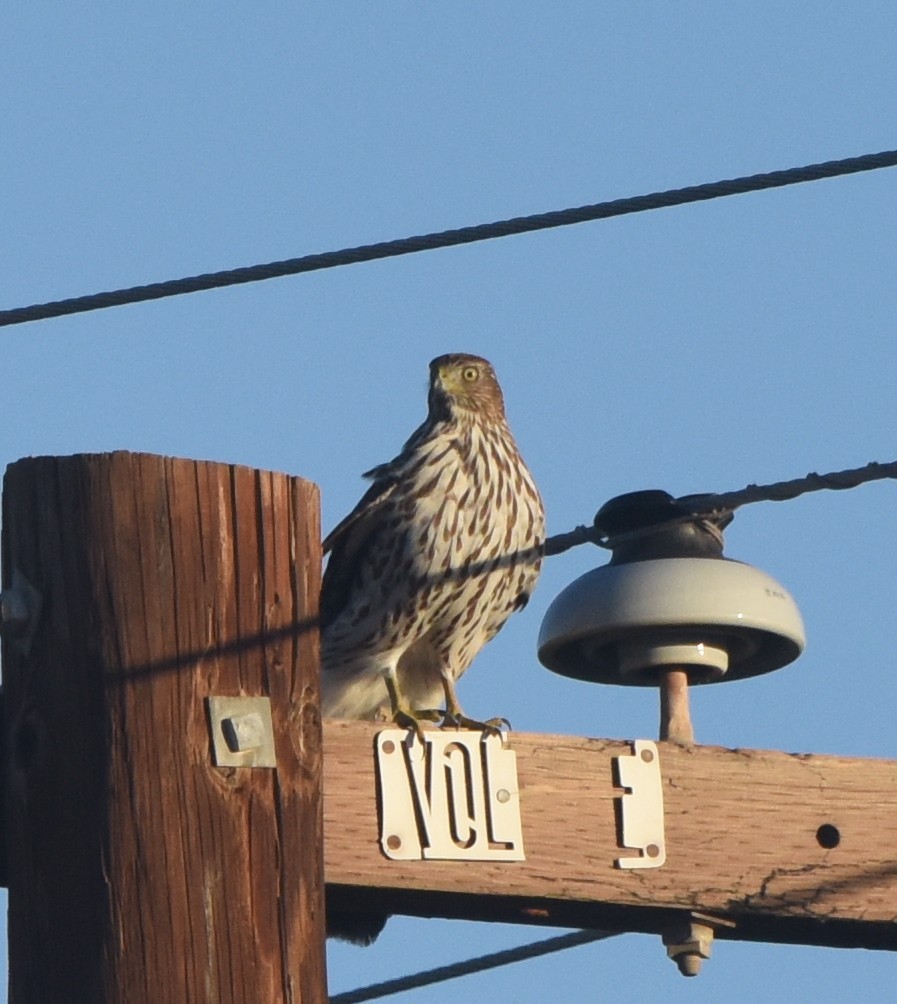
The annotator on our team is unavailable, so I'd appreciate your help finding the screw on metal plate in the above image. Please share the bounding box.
[613,739,666,869]
[376,729,525,862]
[0,569,43,657]
[207,696,277,768]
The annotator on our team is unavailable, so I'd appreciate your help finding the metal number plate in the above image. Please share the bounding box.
[376,729,525,861]
[614,739,666,869]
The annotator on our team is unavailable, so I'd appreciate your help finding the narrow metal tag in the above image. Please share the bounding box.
[376,729,525,861]
[614,739,666,869]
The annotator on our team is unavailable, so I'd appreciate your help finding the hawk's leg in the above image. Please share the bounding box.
[384,667,441,740]
[440,674,510,735]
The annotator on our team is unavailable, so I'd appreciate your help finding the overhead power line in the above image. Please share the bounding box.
[544,459,897,556]
[3,148,897,329]
[329,929,616,1003]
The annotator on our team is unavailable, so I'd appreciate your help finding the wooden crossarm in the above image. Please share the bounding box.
[324,720,897,951]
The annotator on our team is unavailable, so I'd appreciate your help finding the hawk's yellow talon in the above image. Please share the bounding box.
[441,712,511,735]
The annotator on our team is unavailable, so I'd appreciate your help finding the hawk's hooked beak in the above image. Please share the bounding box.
[437,365,463,394]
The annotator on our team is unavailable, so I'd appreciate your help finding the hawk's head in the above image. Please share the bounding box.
[428,353,506,422]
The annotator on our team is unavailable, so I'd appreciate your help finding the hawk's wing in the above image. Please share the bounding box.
[320,471,398,630]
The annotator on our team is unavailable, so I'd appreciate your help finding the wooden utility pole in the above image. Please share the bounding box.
[1,452,327,1003]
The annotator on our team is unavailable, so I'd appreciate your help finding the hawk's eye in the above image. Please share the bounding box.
[461,366,479,382]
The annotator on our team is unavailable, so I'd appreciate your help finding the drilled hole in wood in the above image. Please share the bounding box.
[816,823,840,849]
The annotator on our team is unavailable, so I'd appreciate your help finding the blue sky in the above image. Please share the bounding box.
[3,4,897,1001]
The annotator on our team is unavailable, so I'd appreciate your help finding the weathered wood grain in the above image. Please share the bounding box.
[323,720,897,950]
[2,452,326,1003]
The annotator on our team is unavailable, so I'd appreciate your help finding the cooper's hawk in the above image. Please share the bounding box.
[321,354,545,945]
[321,352,545,729]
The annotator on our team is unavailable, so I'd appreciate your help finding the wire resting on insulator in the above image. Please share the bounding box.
[543,459,897,558]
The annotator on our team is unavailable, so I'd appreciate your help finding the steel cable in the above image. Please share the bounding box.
[3,149,897,327]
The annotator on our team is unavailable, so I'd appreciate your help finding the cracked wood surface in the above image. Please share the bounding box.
[324,720,897,950]
[3,453,327,1003]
